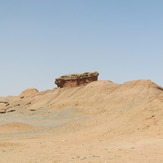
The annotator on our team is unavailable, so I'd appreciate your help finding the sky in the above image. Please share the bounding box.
[0,0,163,96]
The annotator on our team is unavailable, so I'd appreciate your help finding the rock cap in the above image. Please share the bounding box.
[55,72,99,88]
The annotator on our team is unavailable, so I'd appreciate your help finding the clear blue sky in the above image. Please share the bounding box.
[0,0,163,96]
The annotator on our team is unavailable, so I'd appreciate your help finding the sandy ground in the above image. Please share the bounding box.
[0,108,163,163]
[0,131,163,163]
[0,80,163,162]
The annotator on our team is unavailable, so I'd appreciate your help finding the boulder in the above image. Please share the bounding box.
[55,72,99,88]
[0,103,7,114]
[0,101,9,106]
[0,108,6,113]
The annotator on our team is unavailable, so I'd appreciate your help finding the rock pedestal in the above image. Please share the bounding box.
[55,72,99,88]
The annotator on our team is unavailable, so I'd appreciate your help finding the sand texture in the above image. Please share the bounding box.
[0,80,163,162]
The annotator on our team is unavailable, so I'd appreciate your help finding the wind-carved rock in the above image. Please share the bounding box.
[55,72,99,88]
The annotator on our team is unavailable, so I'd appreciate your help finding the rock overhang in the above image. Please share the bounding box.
[55,72,99,88]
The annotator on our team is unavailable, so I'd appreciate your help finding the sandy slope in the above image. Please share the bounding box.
[0,80,163,162]
[0,122,42,133]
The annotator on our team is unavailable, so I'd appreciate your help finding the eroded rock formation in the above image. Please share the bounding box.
[0,101,9,113]
[55,72,99,88]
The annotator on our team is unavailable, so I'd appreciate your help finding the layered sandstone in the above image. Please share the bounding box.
[55,72,99,88]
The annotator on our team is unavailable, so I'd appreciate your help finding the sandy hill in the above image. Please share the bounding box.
[1,79,163,133]
[0,78,163,162]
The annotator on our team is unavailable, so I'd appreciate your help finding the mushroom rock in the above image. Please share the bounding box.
[55,72,99,88]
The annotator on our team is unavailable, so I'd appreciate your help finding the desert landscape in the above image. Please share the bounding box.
[1,0,162,162]
[0,72,163,163]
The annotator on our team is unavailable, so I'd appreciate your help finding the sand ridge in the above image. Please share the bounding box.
[0,79,163,162]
